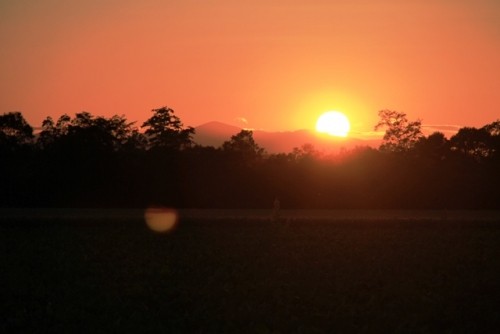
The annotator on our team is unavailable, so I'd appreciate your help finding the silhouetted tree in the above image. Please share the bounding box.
[374,110,423,153]
[37,116,56,149]
[121,129,148,152]
[0,112,34,151]
[67,112,131,152]
[91,114,141,151]
[218,130,266,206]
[483,120,500,136]
[3,108,500,209]
[0,112,36,206]
[37,114,71,150]
[414,132,449,161]
[29,112,146,206]
[222,130,265,161]
[450,127,493,161]
[141,107,195,151]
[38,112,140,153]
[290,143,321,163]
[482,120,500,160]
[55,114,71,135]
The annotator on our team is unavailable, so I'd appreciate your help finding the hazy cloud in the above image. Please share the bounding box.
[350,130,385,139]
[235,117,248,125]
[422,124,462,135]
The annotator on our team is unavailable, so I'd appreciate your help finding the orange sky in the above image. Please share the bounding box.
[1,0,499,137]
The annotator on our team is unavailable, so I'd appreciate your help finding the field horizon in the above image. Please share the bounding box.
[2,208,500,223]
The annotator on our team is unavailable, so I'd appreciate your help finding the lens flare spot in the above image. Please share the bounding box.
[144,207,178,233]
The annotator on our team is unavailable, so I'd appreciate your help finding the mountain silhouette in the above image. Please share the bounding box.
[193,121,242,148]
[193,121,381,153]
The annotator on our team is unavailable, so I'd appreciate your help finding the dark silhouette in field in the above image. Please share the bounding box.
[0,108,499,209]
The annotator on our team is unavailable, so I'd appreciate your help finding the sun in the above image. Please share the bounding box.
[316,111,351,137]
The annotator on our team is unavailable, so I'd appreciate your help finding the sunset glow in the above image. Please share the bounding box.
[316,111,351,137]
[1,1,500,136]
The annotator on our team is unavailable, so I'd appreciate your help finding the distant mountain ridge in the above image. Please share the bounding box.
[193,121,381,153]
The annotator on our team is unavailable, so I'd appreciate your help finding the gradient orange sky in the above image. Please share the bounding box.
[1,0,499,137]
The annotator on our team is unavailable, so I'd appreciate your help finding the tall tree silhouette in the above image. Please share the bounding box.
[141,107,195,151]
[374,110,423,153]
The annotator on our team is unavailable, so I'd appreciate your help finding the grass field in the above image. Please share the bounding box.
[1,210,500,333]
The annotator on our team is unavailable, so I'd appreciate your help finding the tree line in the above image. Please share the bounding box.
[1,107,499,209]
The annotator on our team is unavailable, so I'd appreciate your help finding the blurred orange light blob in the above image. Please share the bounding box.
[144,207,178,233]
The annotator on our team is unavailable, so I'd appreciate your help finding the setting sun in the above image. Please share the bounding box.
[316,111,351,137]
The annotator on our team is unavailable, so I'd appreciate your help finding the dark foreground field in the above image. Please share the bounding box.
[2,212,500,333]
